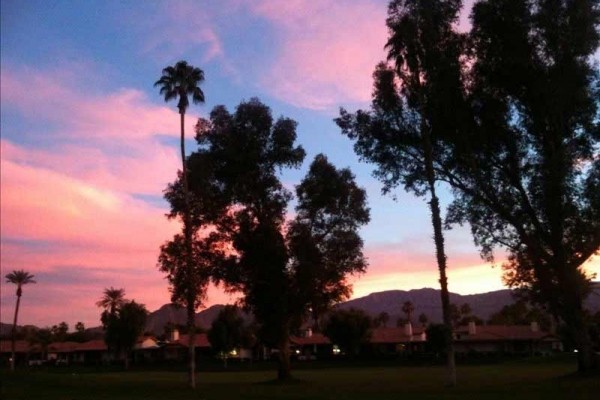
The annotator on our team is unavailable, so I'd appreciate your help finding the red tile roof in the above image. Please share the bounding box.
[0,340,34,353]
[291,333,331,346]
[174,333,210,348]
[370,327,425,344]
[454,325,556,342]
[74,339,107,351]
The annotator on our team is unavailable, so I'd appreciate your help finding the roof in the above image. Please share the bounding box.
[291,333,331,346]
[454,325,557,342]
[370,327,425,344]
[172,333,210,348]
[48,341,81,353]
[73,340,107,351]
[0,340,35,353]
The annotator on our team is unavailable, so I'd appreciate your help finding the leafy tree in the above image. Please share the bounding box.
[488,301,551,330]
[374,312,391,328]
[51,322,69,342]
[438,0,599,373]
[323,308,372,356]
[402,301,415,325]
[287,154,370,328]
[337,0,464,386]
[101,300,148,370]
[70,322,88,343]
[155,60,205,389]
[190,98,305,381]
[5,269,36,371]
[207,306,245,368]
[171,99,369,380]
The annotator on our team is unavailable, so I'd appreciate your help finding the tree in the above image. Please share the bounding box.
[5,269,36,371]
[207,306,245,368]
[418,313,429,328]
[401,301,415,325]
[488,301,551,330]
[101,300,148,370]
[322,308,372,356]
[95,287,125,315]
[288,154,370,329]
[374,312,391,328]
[155,60,205,388]
[51,322,69,342]
[190,98,305,381]
[337,0,464,386]
[439,0,600,373]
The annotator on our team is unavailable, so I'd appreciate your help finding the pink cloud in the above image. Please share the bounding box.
[249,0,388,110]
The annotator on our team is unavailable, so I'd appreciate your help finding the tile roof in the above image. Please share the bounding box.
[173,333,210,348]
[291,333,331,346]
[454,325,556,342]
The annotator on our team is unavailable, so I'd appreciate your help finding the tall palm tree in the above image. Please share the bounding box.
[155,60,205,389]
[5,270,36,371]
[95,287,126,315]
[402,301,414,324]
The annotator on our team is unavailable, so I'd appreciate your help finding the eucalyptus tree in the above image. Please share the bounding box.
[155,60,205,388]
[288,154,370,331]
[337,0,465,385]
[5,269,36,371]
[445,0,600,373]
[168,99,370,380]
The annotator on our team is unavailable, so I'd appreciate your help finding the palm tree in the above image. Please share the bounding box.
[5,270,36,371]
[96,287,125,315]
[155,60,205,389]
[402,301,414,324]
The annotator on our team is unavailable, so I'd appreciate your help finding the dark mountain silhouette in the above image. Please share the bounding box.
[3,285,598,336]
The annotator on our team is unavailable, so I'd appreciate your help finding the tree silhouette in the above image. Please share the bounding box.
[101,300,148,370]
[402,301,415,325]
[5,270,36,371]
[95,287,125,315]
[207,306,245,368]
[323,308,372,357]
[155,60,205,388]
[337,0,464,386]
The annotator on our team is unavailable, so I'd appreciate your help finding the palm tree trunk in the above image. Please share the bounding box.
[180,110,197,389]
[10,290,22,371]
[422,117,456,387]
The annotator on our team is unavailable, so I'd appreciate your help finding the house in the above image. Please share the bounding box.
[161,330,211,362]
[452,321,561,355]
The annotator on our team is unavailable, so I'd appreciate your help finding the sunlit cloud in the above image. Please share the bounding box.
[248,0,388,111]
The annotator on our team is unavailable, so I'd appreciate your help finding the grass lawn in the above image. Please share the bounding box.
[1,357,598,400]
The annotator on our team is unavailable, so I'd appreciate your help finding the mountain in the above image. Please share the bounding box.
[337,288,514,322]
[338,286,600,323]
[144,304,227,336]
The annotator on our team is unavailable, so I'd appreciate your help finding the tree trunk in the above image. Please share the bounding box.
[180,110,197,389]
[10,289,21,371]
[277,327,292,381]
[124,350,130,370]
[422,117,457,387]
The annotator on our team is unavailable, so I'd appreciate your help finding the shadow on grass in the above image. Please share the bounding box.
[255,377,307,386]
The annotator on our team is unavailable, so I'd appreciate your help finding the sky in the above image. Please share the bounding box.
[1,0,598,329]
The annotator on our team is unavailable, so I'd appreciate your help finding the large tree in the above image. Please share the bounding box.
[287,154,370,330]
[171,99,370,380]
[155,60,205,388]
[443,0,600,373]
[100,300,148,370]
[193,99,305,381]
[337,0,465,386]
[5,269,36,371]
[207,305,246,368]
[322,308,372,357]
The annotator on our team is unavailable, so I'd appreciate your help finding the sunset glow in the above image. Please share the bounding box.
[1,0,597,330]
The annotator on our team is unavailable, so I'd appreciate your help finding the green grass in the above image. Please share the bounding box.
[1,357,598,400]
